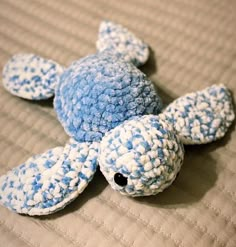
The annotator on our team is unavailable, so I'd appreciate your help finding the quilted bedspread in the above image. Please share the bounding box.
[0,0,236,246]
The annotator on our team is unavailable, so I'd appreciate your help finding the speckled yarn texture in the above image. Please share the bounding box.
[2,54,64,100]
[96,21,149,67]
[0,21,235,216]
[161,84,235,144]
[99,115,184,196]
[0,139,99,215]
[54,51,162,143]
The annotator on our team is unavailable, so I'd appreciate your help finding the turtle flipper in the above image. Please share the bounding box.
[96,21,149,67]
[0,139,99,215]
[161,84,235,144]
[2,54,64,100]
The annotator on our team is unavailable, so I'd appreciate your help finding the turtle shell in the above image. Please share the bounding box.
[54,51,162,142]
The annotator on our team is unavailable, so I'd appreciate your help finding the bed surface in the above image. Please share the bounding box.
[0,0,236,246]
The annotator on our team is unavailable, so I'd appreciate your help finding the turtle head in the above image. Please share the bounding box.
[98,85,235,197]
[99,115,184,196]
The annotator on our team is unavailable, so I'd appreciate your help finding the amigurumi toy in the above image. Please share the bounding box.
[0,21,234,216]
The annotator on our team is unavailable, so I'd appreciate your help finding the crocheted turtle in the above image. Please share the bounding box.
[0,21,234,216]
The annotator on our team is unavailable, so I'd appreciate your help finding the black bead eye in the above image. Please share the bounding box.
[114,173,128,187]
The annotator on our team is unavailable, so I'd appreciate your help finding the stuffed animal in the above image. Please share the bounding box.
[0,21,234,216]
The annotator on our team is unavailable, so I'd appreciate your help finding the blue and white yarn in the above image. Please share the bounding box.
[161,84,235,144]
[96,21,149,67]
[0,139,99,215]
[0,21,235,216]
[54,51,162,143]
[3,54,64,100]
[99,115,184,196]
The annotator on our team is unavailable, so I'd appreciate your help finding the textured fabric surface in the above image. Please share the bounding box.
[96,21,149,66]
[0,139,99,215]
[0,0,236,247]
[54,51,162,142]
[2,54,64,99]
[162,84,235,144]
[99,115,184,196]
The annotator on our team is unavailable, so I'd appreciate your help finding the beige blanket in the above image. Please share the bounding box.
[0,0,236,246]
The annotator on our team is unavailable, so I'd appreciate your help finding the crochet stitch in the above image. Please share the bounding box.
[0,140,99,215]
[3,54,64,100]
[96,21,149,66]
[54,51,162,142]
[161,84,235,144]
[99,115,184,196]
[0,21,234,216]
